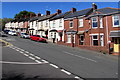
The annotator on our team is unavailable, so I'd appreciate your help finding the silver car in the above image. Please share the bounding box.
[20,33,30,39]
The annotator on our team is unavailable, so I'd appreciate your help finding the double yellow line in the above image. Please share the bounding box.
[0,39,13,47]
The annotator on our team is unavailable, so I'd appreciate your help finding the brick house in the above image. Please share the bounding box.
[58,3,120,54]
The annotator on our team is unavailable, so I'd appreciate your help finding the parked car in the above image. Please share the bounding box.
[20,33,30,39]
[8,31,17,36]
[30,35,47,43]
[0,31,7,37]
[4,30,10,34]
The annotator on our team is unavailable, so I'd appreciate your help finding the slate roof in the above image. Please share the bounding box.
[38,13,57,21]
[64,8,93,19]
[49,11,71,21]
[97,7,120,14]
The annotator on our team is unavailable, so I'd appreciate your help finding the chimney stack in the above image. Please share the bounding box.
[92,3,97,11]
[46,11,50,16]
[56,9,62,14]
[37,13,41,17]
[71,8,76,13]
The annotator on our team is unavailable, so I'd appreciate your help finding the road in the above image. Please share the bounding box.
[1,35,119,80]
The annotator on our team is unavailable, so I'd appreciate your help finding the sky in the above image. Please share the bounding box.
[1,2,119,19]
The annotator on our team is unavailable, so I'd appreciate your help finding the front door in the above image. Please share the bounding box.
[114,38,120,53]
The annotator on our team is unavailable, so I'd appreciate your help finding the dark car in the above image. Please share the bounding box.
[4,30,10,34]
[30,35,47,43]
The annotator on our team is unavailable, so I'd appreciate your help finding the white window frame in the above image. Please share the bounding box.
[53,20,55,28]
[69,20,73,28]
[100,17,103,28]
[92,35,98,46]
[67,34,71,43]
[92,17,98,28]
[112,15,120,27]
[79,19,83,27]
[59,19,62,27]
[100,35,104,46]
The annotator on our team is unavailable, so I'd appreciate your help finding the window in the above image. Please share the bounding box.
[100,17,103,28]
[46,20,48,27]
[67,35,71,43]
[113,15,120,27]
[79,19,83,27]
[41,22,43,27]
[92,35,98,46]
[59,19,62,27]
[100,35,104,46]
[79,35,84,45]
[69,20,73,28]
[53,20,55,28]
[92,17,98,28]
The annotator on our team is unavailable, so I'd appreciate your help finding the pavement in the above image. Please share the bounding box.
[1,35,119,80]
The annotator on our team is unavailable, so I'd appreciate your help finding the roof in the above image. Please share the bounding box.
[97,7,120,14]
[38,13,57,21]
[86,7,120,19]
[64,8,93,19]
[49,11,71,21]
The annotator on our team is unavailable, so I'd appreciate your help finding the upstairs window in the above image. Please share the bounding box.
[59,19,62,27]
[78,19,83,27]
[53,20,55,28]
[46,20,48,27]
[92,17,98,28]
[113,15,120,27]
[69,20,73,28]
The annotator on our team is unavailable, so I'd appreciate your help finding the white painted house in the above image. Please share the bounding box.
[49,10,71,42]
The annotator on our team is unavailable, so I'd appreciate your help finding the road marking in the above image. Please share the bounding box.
[61,69,71,75]
[0,61,45,65]
[35,56,41,59]
[19,51,24,54]
[50,64,59,68]
[35,60,42,63]
[23,54,29,56]
[29,53,35,56]
[28,57,35,60]
[63,51,97,63]
[25,51,29,53]
[16,49,20,51]
[74,76,83,80]
[41,60,49,63]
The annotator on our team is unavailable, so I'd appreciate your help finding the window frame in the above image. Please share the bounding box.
[100,17,103,28]
[112,15,120,27]
[92,17,98,28]
[79,34,84,45]
[69,20,73,28]
[92,35,98,46]
[78,19,83,27]
[67,34,71,43]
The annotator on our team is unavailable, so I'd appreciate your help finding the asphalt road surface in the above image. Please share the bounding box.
[1,35,119,80]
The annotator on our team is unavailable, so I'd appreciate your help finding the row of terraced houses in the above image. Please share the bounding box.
[5,3,120,55]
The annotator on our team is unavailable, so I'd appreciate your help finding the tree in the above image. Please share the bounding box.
[1,18,13,31]
[14,10,36,19]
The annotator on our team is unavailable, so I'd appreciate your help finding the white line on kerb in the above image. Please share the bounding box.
[50,64,59,68]
[61,69,71,75]
[63,51,97,63]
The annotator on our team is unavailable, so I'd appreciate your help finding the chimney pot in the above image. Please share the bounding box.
[56,9,62,14]
[71,8,76,13]
[46,11,50,16]
[37,13,41,17]
[92,3,97,11]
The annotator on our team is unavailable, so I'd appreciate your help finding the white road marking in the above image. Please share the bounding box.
[29,53,35,56]
[63,51,97,63]
[16,49,20,51]
[61,69,71,75]
[50,64,59,68]
[0,61,45,65]
[25,51,29,53]
[35,60,42,63]
[41,60,49,63]
[23,54,29,56]
[28,57,35,60]
[19,51,24,54]
[35,56,41,59]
